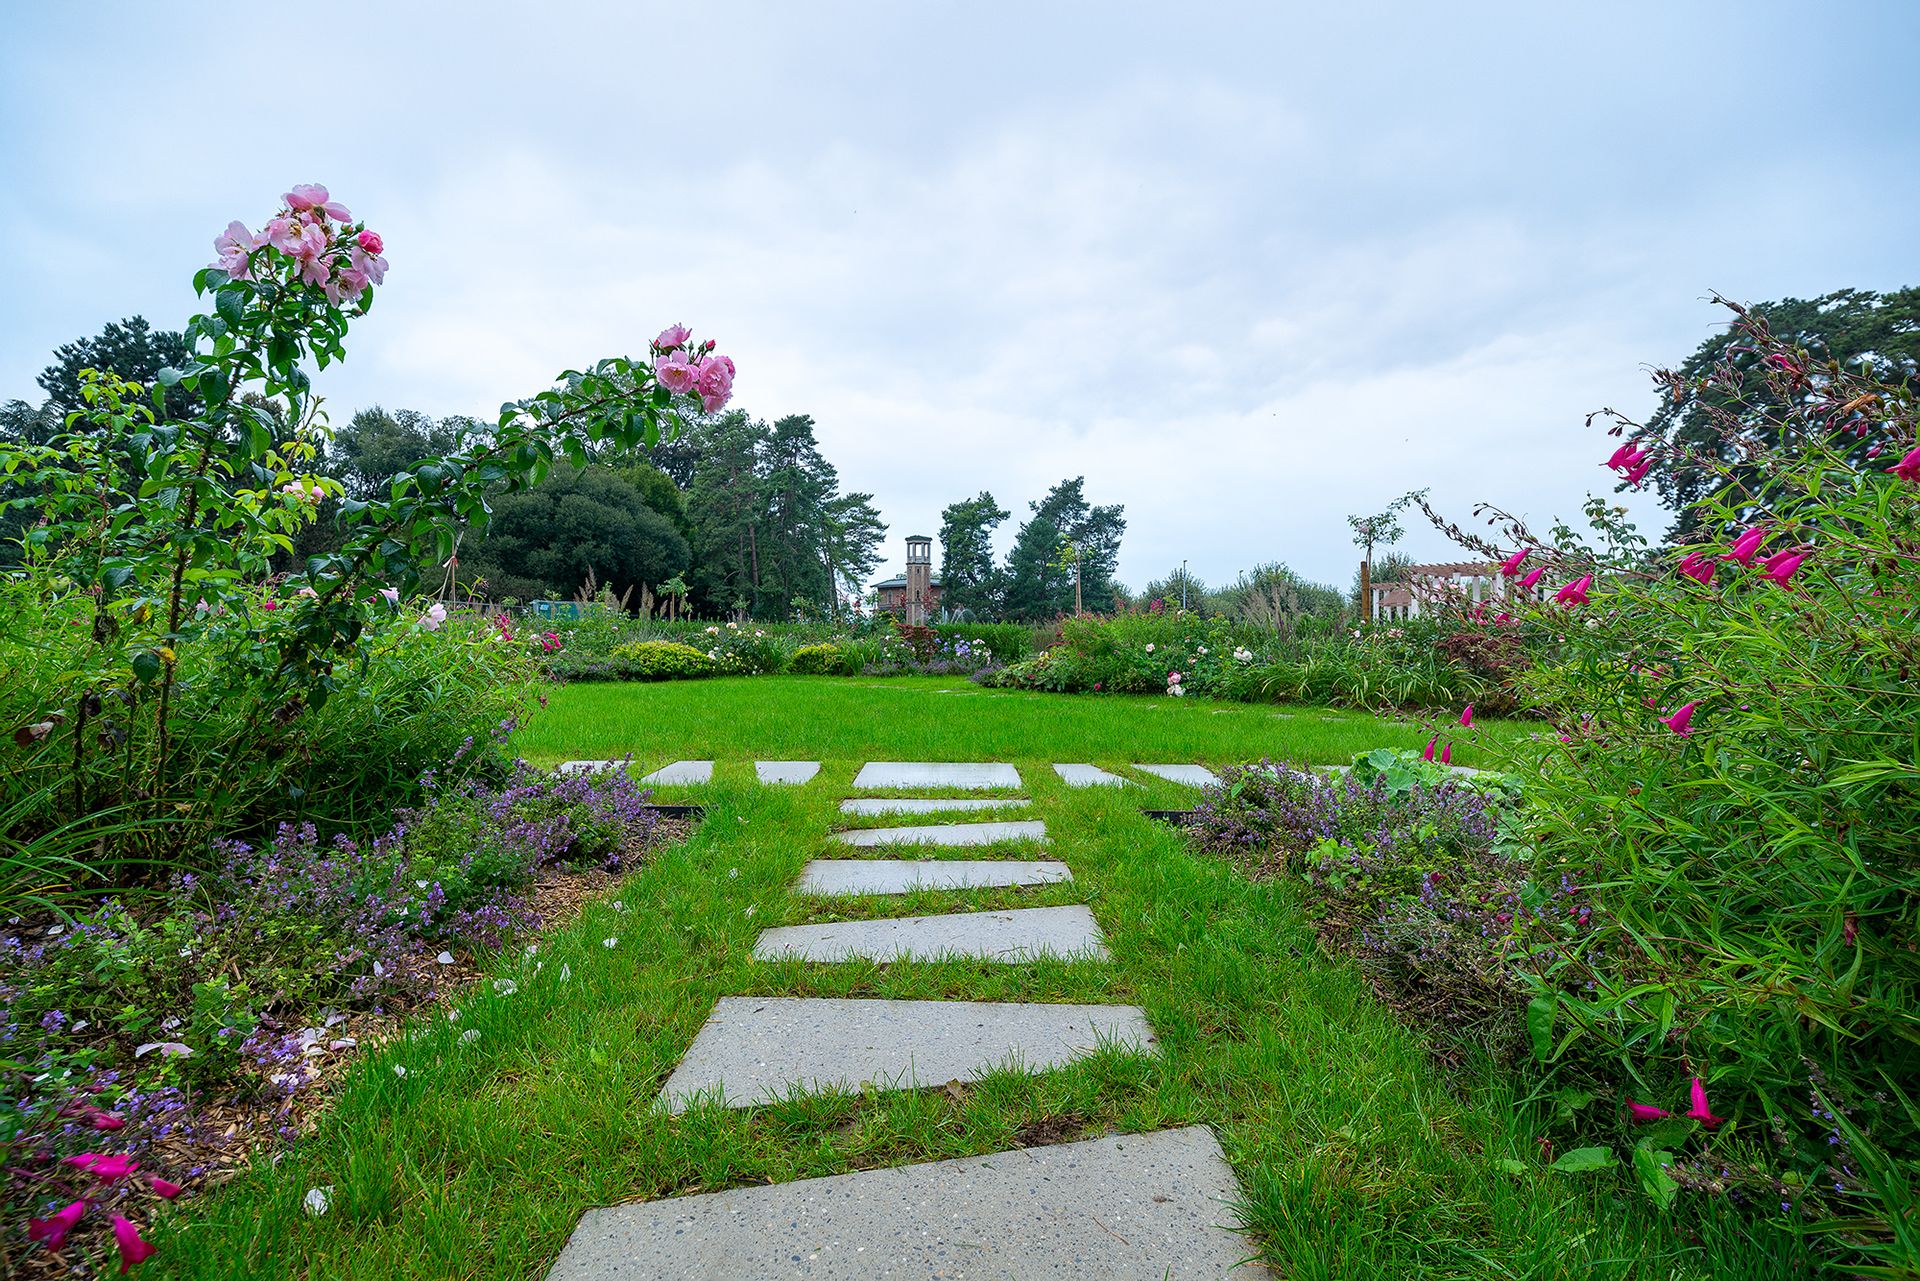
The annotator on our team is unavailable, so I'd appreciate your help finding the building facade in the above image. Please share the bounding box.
[873,535,942,622]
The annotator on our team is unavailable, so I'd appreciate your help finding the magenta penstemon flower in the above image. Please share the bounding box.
[1439,742,1451,764]
[1459,704,1474,728]
[1421,736,1437,762]
[1626,1101,1671,1123]
[1554,575,1592,607]
[1721,525,1767,565]
[1687,1076,1725,1128]
[1605,442,1637,471]
[113,1214,157,1272]
[1661,700,1699,736]
[1498,548,1530,576]
[27,1200,88,1249]
[1760,549,1805,588]
[1677,551,1715,585]
[1519,566,1545,590]
[1886,445,1920,482]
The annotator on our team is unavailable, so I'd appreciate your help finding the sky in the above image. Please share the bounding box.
[3,2,1916,595]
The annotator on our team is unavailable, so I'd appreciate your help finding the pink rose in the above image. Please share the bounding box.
[264,216,302,255]
[350,245,388,286]
[213,220,263,280]
[357,229,383,254]
[695,356,733,401]
[654,323,691,352]
[284,183,351,221]
[657,350,698,394]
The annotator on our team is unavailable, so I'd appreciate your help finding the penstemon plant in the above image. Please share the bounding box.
[1427,296,1919,1265]
[0,184,735,865]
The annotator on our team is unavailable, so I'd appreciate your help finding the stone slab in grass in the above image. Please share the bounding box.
[655,996,1150,1112]
[796,858,1072,896]
[753,904,1107,963]
[545,1125,1264,1279]
[1052,763,1132,787]
[638,760,713,785]
[838,797,1033,817]
[852,762,1022,790]
[754,761,821,785]
[832,820,1048,848]
[1132,763,1221,788]
[556,760,627,775]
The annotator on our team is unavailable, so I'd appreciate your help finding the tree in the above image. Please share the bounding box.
[822,491,887,615]
[612,459,692,543]
[1639,288,1920,540]
[755,415,837,614]
[38,316,196,421]
[328,406,473,500]
[684,411,765,616]
[1349,551,1415,607]
[938,491,1009,619]
[1217,562,1344,632]
[460,465,688,602]
[1002,477,1125,619]
[1141,565,1208,614]
[1347,490,1424,622]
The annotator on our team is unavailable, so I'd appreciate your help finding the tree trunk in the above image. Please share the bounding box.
[1359,557,1372,624]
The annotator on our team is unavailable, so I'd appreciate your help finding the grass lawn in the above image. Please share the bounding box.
[157,679,1794,1279]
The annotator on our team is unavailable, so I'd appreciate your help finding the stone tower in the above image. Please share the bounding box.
[904,535,933,625]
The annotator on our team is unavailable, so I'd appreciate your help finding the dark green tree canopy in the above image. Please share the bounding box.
[460,464,689,603]
[38,315,195,421]
[1642,287,1919,539]
[1001,476,1125,619]
[938,491,1010,619]
[328,406,475,499]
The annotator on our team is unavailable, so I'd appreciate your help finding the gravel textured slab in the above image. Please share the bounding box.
[556,760,627,775]
[1052,763,1132,787]
[753,904,1107,963]
[638,760,714,785]
[796,859,1072,896]
[832,820,1049,848]
[754,761,821,785]
[853,762,1022,790]
[655,996,1151,1112]
[546,1125,1265,1279]
[1132,763,1221,788]
[838,797,1033,817]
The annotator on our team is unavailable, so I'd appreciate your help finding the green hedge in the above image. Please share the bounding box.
[605,640,717,680]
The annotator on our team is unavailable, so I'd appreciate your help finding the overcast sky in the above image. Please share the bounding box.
[3,2,1915,592]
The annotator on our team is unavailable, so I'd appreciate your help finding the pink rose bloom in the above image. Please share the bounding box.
[654,323,691,352]
[657,350,698,394]
[284,183,351,221]
[696,356,733,399]
[264,216,302,255]
[379,587,399,605]
[213,220,263,279]
[357,229,383,254]
[350,245,388,286]
[421,602,448,632]
[299,251,332,287]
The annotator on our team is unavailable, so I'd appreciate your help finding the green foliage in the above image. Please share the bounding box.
[933,622,1031,662]
[36,314,196,421]
[1001,477,1125,619]
[787,642,850,675]
[605,639,717,680]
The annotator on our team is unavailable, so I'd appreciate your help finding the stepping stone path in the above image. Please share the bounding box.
[839,796,1032,816]
[1133,763,1222,788]
[852,761,1022,789]
[797,858,1072,895]
[550,1126,1258,1278]
[639,760,714,785]
[754,904,1107,964]
[1053,763,1133,787]
[755,760,821,785]
[548,760,1266,1279]
[832,819,1049,847]
[656,996,1150,1112]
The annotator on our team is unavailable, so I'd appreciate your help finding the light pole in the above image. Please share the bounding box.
[1180,560,1187,611]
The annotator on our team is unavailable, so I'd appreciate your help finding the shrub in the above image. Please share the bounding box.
[935,622,1033,663]
[1420,297,1920,1266]
[606,640,717,680]
[789,642,850,675]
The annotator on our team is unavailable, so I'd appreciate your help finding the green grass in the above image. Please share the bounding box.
[155,680,1804,1279]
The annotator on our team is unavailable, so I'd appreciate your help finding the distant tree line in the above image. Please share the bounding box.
[1,316,886,620]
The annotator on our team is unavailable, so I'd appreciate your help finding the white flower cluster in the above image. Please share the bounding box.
[1232,646,1254,663]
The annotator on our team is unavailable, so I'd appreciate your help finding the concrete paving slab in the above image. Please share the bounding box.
[546,1125,1265,1279]
[755,761,821,785]
[796,859,1072,896]
[638,760,713,785]
[753,904,1107,963]
[833,820,1049,848]
[656,996,1151,1111]
[853,762,1022,790]
[557,760,627,775]
[838,797,1033,817]
[1052,763,1133,787]
[1132,763,1222,788]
